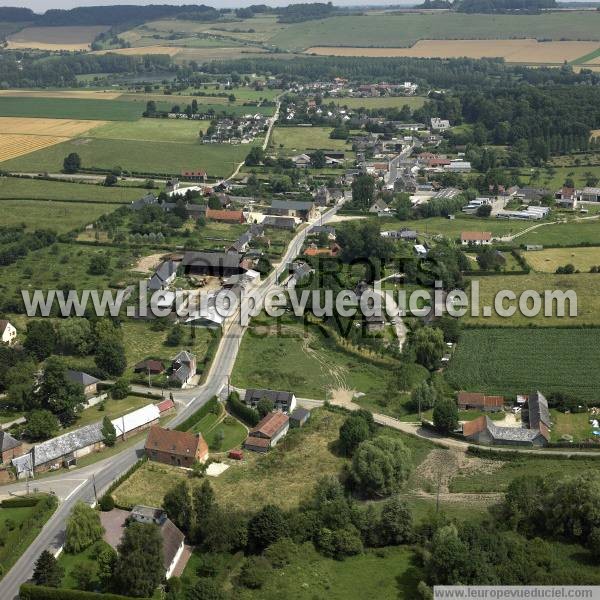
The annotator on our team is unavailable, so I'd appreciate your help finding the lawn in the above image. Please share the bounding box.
[465,272,600,326]
[121,320,217,372]
[232,316,398,404]
[89,118,212,143]
[0,97,142,121]
[0,495,58,581]
[64,395,154,432]
[190,409,247,453]
[449,454,600,493]
[1,137,255,178]
[0,199,117,233]
[550,410,593,443]
[0,177,142,204]
[524,247,600,273]
[272,126,352,156]
[336,96,427,110]
[520,163,600,191]
[445,328,600,403]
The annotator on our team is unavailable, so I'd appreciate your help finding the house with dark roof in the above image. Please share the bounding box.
[243,389,297,414]
[66,370,100,397]
[130,193,158,211]
[270,199,318,222]
[229,230,253,254]
[290,407,311,428]
[262,216,297,230]
[170,351,196,386]
[182,251,244,277]
[149,260,179,292]
[134,359,165,375]
[244,412,290,453]
[145,426,208,467]
[0,431,23,464]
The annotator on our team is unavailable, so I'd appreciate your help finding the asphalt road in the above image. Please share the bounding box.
[0,197,343,600]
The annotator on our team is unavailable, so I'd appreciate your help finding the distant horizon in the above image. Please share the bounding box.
[2,0,596,13]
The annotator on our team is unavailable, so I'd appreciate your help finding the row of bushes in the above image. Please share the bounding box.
[101,458,146,501]
[174,396,219,432]
[227,392,260,427]
[467,445,600,461]
[0,496,39,508]
[20,584,152,600]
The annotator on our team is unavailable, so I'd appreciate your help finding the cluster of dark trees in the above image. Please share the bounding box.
[0,227,56,268]
[0,52,173,88]
[455,0,556,12]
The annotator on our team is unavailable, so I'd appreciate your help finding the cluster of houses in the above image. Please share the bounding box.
[201,114,269,144]
[460,390,551,447]
[288,78,418,98]
[556,185,600,208]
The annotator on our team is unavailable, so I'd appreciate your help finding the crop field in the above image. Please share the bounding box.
[0,134,71,163]
[89,118,212,143]
[307,39,600,64]
[0,199,116,233]
[0,90,122,100]
[0,136,255,177]
[0,98,142,121]
[92,45,181,57]
[337,96,427,110]
[6,26,108,51]
[465,272,600,326]
[524,247,600,273]
[271,12,600,51]
[0,177,142,204]
[445,328,600,402]
[272,126,352,155]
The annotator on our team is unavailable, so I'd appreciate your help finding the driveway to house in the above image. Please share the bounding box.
[0,189,344,600]
[373,279,407,352]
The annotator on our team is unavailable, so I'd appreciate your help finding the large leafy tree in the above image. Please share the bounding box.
[338,414,371,456]
[101,416,117,447]
[413,327,445,371]
[351,174,375,209]
[65,501,105,553]
[37,357,85,425]
[24,320,56,361]
[192,479,215,544]
[351,436,412,497]
[163,481,193,534]
[112,522,164,598]
[247,504,287,553]
[379,496,413,545]
[432,397,459,433]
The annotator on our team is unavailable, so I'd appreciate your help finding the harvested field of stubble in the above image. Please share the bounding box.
[306,39,600,64]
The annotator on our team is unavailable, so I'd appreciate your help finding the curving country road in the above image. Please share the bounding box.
[0,195,343,600]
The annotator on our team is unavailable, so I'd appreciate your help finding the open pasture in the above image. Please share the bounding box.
[89,118,212,144]
[0,90,122,100]
[306,39,600,64]
[445,328,600,403]
[6,26,108,51]
[0,97,142,121]
[524,247,600,273]
[273,125,351,155]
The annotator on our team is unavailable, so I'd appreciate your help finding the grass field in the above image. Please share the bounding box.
[449,455,600,493]
[272,126,352,156]
[524,247,600,273]
[0,98,142,121]
[337,96,427,110]
[521,163,600,190]
[0,90,122,100]
[445,328,600,402]
[550,410,593,442]
[6,25,107,51]
[372,215,533,239]
[0,177,142,203]
[113,407,433,511]
[190,411,247,452]
[465,272,600,326]
[271,12,600,51]
[64,395,152,432]
[517,220,600,247]
[89,118,212,143]
[0,495,57,581]
[307,39,600,64]
[0,137,254,177]
[232,316,398,404]
[0,199,116,233]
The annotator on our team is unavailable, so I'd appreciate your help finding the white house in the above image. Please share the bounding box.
[431,117,450,131]
[460,231,492,246]
[0,320,17,345]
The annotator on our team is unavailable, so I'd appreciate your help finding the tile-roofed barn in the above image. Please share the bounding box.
[250,412,289,440]
[206,208,246,224]
[182,251,244,277]
[33,423,103,469]
[457,392,504,412]
[145,426,209,466]
[461,231,492,244]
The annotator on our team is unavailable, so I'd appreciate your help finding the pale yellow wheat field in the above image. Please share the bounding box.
[0,90,122,100]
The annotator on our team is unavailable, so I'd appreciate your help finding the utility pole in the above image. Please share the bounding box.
[92,474,98,505]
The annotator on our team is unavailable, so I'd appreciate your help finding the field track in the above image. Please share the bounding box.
[306,39,600,64]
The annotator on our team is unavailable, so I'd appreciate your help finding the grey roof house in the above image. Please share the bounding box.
[243,388,297,413]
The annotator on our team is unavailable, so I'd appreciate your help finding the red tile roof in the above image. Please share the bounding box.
[206,208,245,223]
[462,415,487,437]
[134,359,164,374]
[145,426,208,460]
[460,231,492,242]
[250,412,289,439]
[458,391,504,409]
[156,399,175,413]
[244,436,270,448]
